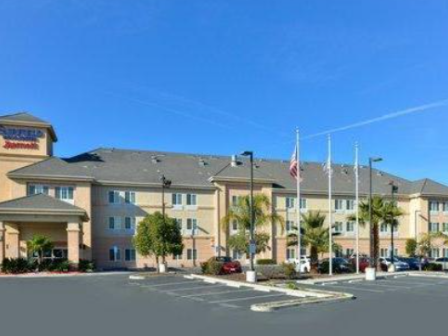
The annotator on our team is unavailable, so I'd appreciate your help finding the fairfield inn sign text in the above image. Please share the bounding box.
[0,125,44,150]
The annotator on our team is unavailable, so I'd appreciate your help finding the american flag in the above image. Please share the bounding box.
[289,145,299,179]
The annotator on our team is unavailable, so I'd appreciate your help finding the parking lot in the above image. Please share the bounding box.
[1,273,448,336]
[128,274,293,310]
[311,274,448,298]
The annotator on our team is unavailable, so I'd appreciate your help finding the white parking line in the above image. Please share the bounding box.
[323,284,385,293]
[141,280,202,288]
[360,282,411,289]
[162,284,227,293]
[181,288,254,298]
[380,279,439,286]
[209,293,285,304]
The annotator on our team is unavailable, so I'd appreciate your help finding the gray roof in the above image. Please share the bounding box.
[410,179,448,196]
[0,112,58,141]
[8,147,446,197]
[0,193,87,219]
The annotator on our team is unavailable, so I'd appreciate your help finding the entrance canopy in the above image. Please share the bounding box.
[0,193,88,222]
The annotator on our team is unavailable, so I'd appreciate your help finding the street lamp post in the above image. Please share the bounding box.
[366,157,382,280]
[388,181,398,271]
[240,151,256,283]
[160,175,172,273]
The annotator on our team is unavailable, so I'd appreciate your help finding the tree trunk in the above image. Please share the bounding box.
[310,246,319,273]
[373,224,380,271]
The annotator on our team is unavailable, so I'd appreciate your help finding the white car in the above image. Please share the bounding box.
[434,258,448,270]
[287,256,311,273]
[379,257,410,272]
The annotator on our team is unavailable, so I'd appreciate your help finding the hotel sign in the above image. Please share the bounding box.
[0,125,44,150]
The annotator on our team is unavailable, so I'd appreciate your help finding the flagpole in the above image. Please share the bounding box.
[355,142,360,274]
[296,128,301,277]
[328,134,333,276]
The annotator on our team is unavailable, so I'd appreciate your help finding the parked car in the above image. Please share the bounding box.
[213,257,242,274]
[379,257,410,272]
[349,257,371,273]
[318,258,354,274]
[286,256,311,273]
[434,257,448,271]
[397,257,426,271]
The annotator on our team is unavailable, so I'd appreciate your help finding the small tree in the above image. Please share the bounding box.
[405,238,417,257]
[222,194,284,258]
[133,212,183,269]
[27,235,54,264]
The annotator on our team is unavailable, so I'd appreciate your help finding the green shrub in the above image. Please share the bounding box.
[285,282,298,290]
[201,258,223,275]
[424,263,443,271]
[78,259,95,272]
[282,263,297,279]
[256,265,283,279]
[1,258,33,274]
[256,259,276,265]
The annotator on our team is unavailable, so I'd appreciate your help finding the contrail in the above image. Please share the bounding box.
[302,98,448,140]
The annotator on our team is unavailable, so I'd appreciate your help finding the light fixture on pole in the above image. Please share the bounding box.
[240,151,256,283]
[388,180,399,272]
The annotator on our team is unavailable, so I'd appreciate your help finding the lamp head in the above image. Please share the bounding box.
[240,151,253,157]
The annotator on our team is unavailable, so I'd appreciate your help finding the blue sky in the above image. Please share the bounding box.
[1,0,448,183]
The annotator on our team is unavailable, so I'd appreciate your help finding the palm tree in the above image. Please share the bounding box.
[418,232,448,258]
[221,194,284,257]
[349,196,403,269]
[287,211,340,273]
[27,235,54,264]
[381,201,404,260]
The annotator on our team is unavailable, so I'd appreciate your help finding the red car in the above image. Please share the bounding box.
[214,256,242,274]
[350,257,371,273]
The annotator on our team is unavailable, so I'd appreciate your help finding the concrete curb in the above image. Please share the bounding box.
[0,271,133,279]
[297,272,410,285]
[187,274,332,298]
[251,293,355,312]
[408,272,448,279]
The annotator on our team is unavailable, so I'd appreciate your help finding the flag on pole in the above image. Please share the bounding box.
[289,146,298,179]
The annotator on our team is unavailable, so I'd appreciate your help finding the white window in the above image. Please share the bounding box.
[186,218,197,235]
[346,221,355,233]
[175,218,183,230]
[430,248,440,258]
[443,202,448,213]
[346,200,355,211]
[429,222,440,233]
[172,193,182,206]
[125,248,136,261]
[335,199,345,211]
[231,195,241,206]
[286,220,295,232]
[109,217,122,231]
[55,186,74,203]
[231,220,239,232]
[380,248,388,258]
[232,249,243,260]
[108,191,120,204]
[300,198,307,210]
[443,223,448,234]
[28,184,49,196]
[346,249,354,258]
[380,223,388,233]
[124,217,136,232]
[187,249,197,260]
[173,253,182,260]
[285,197,295,209]
[286,247,296,260]
[443,249,448,258]
[334,222,343,233]
[429,201,439,213]
[109,247,121,261]
[186,194,197,206]
[125,191,136,204]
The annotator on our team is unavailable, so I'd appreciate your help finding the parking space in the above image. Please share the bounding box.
[311,275,448,298]
[129,275,292,309]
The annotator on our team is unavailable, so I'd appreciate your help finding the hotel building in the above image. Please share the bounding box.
[1,112,448,270]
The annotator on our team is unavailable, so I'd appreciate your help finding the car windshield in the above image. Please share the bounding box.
[216,257,232,262]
